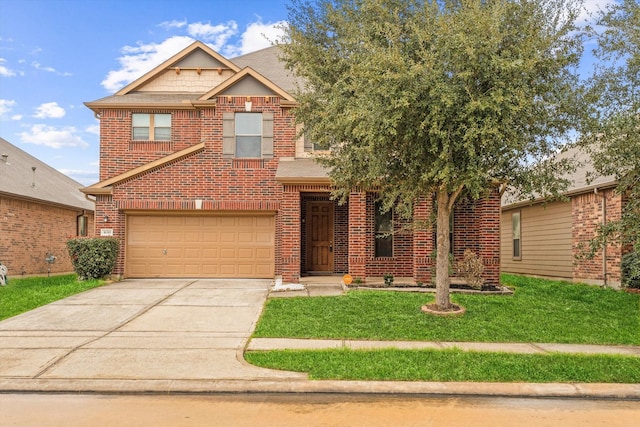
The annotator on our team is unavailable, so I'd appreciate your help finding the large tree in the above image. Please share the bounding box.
[280,0,586,310]
[583,0,639,268]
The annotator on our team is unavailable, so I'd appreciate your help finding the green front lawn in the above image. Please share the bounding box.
[253,274,640,345]
[245,348,640,383]
[0,274,104,320]
[249,274,640,382]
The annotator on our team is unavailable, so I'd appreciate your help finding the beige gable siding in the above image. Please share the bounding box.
[138,69,235,92]
[501,201,573,279]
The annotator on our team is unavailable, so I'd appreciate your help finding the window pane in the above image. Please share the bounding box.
[375,201,392,233]
[513,239,521,258]
[133,127,149,140]
[375,235,393,257]
[154,127,171,140]
[236,113,262,135]
[512,212,521,239]
[132,114,150,126]
[154,114,171,127]
[236,136,261,158]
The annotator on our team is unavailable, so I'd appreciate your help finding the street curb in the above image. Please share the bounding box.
[2,379,639,399]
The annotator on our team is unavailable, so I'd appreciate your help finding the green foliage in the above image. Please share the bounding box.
[246,348,640,383]
[621,253,640,289]
[0,274,103,320]
[254,274,640,345]
[582,0,640,256]
[281,0,587,308]
[383,273,394,287]
[455,250,484,290]
[67,238,119,280]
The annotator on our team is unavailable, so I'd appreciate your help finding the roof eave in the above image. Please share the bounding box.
[276,177,332,186]
[502,180,619,210]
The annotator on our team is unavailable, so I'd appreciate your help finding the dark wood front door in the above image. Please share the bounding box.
[306,201,334,272]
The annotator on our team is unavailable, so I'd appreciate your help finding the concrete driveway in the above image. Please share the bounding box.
[0,279,305,392]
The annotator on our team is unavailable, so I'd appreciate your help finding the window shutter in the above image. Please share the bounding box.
[222,112,235,158]
[262,112,274,159]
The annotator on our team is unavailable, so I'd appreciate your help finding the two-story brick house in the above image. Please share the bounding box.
[82,41,501,284]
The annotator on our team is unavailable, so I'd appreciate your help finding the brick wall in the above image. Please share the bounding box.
[572,188,624,286]
[96,97,296,277]
[1,196,94,276]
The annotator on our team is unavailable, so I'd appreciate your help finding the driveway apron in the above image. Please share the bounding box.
[0,279,304,386]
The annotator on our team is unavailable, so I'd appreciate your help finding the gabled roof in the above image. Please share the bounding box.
[0,138,94,211]
[198,67,296,103]
[115,41,240,96]
[81,142,205,195]
[85,41,298,112]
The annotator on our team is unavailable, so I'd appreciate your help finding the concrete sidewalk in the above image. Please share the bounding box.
[1,278,639,399]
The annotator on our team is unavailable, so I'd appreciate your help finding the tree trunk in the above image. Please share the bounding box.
[435,189,452,310]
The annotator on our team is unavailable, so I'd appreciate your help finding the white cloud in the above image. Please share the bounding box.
[236,20,288,56]
[187,21,238,51]
[18,124,89,148]
[31,61,56,73]
[33,102,66,119]
[31,61,72,76]
[101,36,195,92]
[159,19,187,30]
[85,124,100,135]
[0,58,16,77]
[0,99,17,118]
[11,114,22,120]
[579,0,617,24]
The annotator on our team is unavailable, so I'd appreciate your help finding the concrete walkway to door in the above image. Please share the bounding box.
[0,279,305,393]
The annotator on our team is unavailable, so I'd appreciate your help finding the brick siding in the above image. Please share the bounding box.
[572,188,625,286]
[1,196,94,276]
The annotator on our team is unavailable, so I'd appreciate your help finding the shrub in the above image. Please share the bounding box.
[455,250,485,290]
[383,273,394,287]
[621,252,640,289]
[67,238,119,280]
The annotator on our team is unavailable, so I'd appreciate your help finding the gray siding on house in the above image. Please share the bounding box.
[501,201,573,279]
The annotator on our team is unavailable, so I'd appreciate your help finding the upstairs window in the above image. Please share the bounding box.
[132,113,171,141]
[235,113,262,158]
[223,112,274,159]
[375,200,393,257]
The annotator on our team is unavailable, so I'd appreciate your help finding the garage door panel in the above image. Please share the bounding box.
[126,214,274,278]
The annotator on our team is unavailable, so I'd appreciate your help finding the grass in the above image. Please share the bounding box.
[253,274,640,345]
[245,348,640,383]
[0,274,104,320]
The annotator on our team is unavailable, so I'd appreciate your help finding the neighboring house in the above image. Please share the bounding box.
[501,146,627,288]
[82,41,501,284]
[0,138,95,276]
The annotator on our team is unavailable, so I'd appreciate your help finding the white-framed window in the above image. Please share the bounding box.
[374,200,393,257]
[235,113,262,158]
[222,112,274,159]
[132,113,171,141]
[512,211,521,260]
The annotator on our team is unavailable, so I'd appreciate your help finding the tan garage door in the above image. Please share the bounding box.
[126,214,275,278]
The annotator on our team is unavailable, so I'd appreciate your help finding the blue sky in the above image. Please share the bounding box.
[0,0,615,186]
